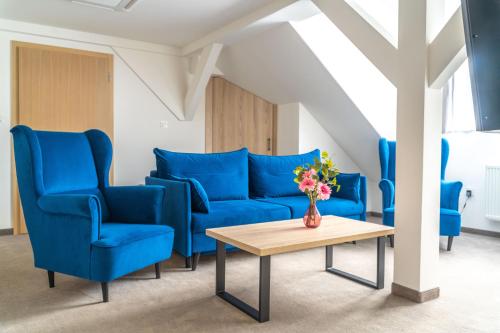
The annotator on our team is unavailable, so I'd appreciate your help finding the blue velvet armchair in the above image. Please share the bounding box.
[10,125,174,302]
[378,138,462,251]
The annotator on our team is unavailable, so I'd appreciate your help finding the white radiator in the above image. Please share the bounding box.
[485,166,500,222]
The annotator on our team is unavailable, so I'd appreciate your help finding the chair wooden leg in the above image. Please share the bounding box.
[389,235,394,248]
[48,271,55,288]
[155,263,161,279]
[191,253,200,271]
[185,256,192,269]
[101,282,109,302]
[447,236,454,251]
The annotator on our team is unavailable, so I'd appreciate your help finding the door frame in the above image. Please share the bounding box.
[10,41,114,234]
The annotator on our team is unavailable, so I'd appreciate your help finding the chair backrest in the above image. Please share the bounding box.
[379,138,449,182]
[10,125,113,228]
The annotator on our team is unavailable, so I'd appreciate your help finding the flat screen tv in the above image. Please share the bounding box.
[462,0,500,131]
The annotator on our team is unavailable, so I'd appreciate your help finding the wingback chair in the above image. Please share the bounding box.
[378,138,463,251]
[10,125,174,302]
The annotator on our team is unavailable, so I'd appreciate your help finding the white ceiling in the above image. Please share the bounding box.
[0,0,276,46]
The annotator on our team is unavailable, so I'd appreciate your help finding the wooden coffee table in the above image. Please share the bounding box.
[206,216,394,322]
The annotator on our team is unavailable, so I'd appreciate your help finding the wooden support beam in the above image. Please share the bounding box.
[184,43,223,120]
[313,0,398,86]
[428,8,466,88]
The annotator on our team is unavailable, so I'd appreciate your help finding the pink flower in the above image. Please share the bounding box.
[303,169,317,178]
[318,182,332,200]
[299,177,316,192]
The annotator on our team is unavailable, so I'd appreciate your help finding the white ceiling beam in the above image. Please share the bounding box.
[184,43,223,120]
[0,18,180,55]
[181,0,298,56]
[428,8,466,89]
[313,0,398,86]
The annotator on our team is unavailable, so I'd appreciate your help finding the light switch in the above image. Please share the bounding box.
[160,120,168,129]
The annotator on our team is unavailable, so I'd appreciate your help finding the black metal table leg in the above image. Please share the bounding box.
[258,256,271,322]
[325,245,333,270]
[216,240,226,294]
[326,237,385,289]
[376,236,385,289]
[215,240,271,323]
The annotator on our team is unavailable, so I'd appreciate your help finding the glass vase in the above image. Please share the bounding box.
[303,202,322,228]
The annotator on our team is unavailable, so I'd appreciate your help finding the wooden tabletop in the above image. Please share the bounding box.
[206,216,394,256]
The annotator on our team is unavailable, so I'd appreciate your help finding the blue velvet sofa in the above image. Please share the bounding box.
[146,148,366,270]
[11,126,175,302]
[378,138,463,251]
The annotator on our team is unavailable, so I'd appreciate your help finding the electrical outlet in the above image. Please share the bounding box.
[466,189,472,198]
[159,120,168,129]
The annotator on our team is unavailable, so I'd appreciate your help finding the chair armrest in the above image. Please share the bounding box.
[441,181,463,211]
[104,186,165,224]
[146,176,192,257]
[378,179,395,210]
[359,176,367,221]
[38,194,102,220]
[36,194,100,277]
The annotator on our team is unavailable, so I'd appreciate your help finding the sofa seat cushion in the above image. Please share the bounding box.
[191,200,291,234]
[259,196,364,219]
[91,223,174,282]
[93,223,174,248]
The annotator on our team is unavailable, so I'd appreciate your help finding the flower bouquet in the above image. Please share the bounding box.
[293,151,340,228]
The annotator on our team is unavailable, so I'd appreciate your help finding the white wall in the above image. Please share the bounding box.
[277,103,361,171]
[0,24,206,230]
[445,132,500,233]
[276,103,300,155]
[276,102,380,212]
[298,103,360,172]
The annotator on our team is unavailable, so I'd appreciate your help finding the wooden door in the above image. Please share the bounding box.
[205,76,277,154]
[11,41,114,234]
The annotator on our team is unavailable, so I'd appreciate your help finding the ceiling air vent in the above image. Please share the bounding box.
[70,0,141,12]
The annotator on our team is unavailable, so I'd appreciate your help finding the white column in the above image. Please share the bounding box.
[392,0,443,301]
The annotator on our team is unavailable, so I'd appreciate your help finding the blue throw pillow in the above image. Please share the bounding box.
[154,148,249,201]
[248,150,320,198]
[167,175,210,213]
[331,173,361,203]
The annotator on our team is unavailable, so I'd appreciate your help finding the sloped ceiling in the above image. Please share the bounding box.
[0,0,276,46]
[217,23,381,180]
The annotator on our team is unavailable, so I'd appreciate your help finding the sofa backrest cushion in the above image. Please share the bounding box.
[249,150,320,198]
[331,173,361,203]
[154,148,249,201]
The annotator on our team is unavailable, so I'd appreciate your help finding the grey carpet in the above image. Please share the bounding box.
[1,221,499,333]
